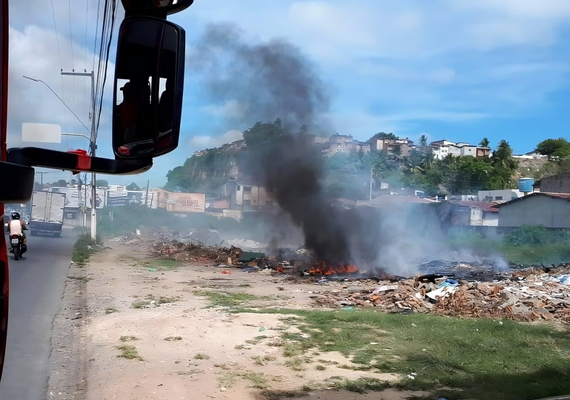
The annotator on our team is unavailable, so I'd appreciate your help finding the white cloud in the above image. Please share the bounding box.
[189,129,243,149]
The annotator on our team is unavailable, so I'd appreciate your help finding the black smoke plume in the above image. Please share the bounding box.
[190,23,371,265]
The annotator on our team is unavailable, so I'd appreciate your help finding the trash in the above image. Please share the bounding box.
[239,252,265,262]
[221,270,231,275]
[426,286,457,301]
[259,327,265,332]
[558,275,570,285]
[341,306,357,312]
[373,285,399,294]
[438,279,459,288]
[147,268,157,272]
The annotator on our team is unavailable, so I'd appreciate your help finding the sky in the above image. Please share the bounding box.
[7,0,570,188]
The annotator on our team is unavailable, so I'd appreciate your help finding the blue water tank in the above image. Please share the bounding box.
[518,177,535,193]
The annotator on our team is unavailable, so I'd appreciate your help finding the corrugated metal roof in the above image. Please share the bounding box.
[495,192,570,207]
[356,195,436,209]
[447,200,500,213]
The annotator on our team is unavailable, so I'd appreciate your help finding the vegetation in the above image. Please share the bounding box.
[447,226,570,265]
[71,233,102,264]
[238,308,570,400]
[193,291,271,308]
[117,344,143,361]
[535,138,570,158]
[165,120,529,199]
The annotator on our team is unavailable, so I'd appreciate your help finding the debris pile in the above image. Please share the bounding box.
[150,240,243,264]
[312,265,570,322]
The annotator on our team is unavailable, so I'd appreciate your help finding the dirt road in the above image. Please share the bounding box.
[46,241,426,400]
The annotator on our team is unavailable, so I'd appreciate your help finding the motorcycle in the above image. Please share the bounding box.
[9,234,24,260]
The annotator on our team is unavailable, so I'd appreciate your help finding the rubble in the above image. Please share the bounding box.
[310,264,570,323]
[116,232,570,324]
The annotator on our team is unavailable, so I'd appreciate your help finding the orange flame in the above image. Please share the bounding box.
[308,261,358,276]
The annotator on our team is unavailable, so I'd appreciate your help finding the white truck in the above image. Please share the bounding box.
[30,191,66,237]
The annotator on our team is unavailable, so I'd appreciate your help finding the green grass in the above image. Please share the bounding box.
[194,353,210,360]
[119,335,139,342]
[71,233,103,264]
[117,344,143,360]
[242,308,570,400]
[141,259,180,271]
[193,291,271,307]
[164,336,183,341]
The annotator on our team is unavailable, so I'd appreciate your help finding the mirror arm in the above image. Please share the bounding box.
[6,147,153,175]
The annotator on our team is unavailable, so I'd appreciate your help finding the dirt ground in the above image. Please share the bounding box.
[46,242,429,400]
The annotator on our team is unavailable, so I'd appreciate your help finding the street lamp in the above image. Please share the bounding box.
[22,74,98,240]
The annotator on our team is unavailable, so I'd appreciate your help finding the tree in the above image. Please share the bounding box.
[479,138,490,148]
[371,132,398,141]
[52,179,67,187]
[96,179,109,188]
[127,182,141,191]
[242,119,284,149]
[535,138,570,158]
[419,134,428,147]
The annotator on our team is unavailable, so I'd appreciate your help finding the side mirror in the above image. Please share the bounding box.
[112,16,185,159]
[121,0,193,16]
[0,162,34,202]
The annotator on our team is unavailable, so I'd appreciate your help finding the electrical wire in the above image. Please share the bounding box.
[68,0,74,67]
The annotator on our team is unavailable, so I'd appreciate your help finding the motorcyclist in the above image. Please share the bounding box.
[6,212,28,254]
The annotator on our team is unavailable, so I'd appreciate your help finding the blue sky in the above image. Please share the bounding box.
[8,0,570,187]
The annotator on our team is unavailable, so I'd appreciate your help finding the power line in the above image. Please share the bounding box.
[68,0,74,67]
[50,0,63,70]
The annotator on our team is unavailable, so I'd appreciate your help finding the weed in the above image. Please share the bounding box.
[252,355,277,366]
[315,365,326,371]
[333,377,389,394]
[67,276,91,283]
[217,371,239,388]
[194,353,210,360]
[72,233,103,264]
[131,300,151,309]
[117,345,143,360]
[242,372,270,389]
[284,357,305,371]
[105,307,118,314]
[282,341,304,357]
[164,336,183,341]
[119,336,139,342]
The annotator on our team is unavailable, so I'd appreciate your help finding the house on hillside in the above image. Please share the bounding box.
[222,180,277,211]
[321,134,371,156]
[430,140,490,160]
[496,192,570,228]
[478,189,524,203]
[368,137,414,157]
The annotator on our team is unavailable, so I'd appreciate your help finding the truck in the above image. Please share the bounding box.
[29,191,66,237]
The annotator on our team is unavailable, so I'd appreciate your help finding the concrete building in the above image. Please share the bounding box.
[322,134,371,156]
[496,192,570,228]
[368,137,413,157]
[430,140,491,160]
[444,200,499,227]
[478,189,524,203]
[223,180,276,210]
[537,172,570,194]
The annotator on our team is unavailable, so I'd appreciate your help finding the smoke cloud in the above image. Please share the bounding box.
[190,23,370,265]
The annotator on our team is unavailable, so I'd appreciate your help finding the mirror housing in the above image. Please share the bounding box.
[121,0,193,17]
[112,16,185,160]
[0,161,34,202]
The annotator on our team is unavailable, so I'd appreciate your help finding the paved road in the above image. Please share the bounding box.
[0,229,77,400]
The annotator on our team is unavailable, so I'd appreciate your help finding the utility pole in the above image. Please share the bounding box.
[145,180,150,207]
[61,70,97,239]
[369,168,373,201]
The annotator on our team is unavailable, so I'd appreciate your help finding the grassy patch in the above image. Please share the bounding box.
[252,355,277,366]
[164,336,183,341]
[117,345,143,360]
[333,377,390,394]
[242,372,271,389]
[260,389,309,399]
[315,365,326,371]
[194,353,210,360]
[131,300,151,309]
[67,275,91,283]
[284,357,306,371]
[141,258,180,271]
[241,308,570,400]
[193,291,270,307]
[119,335,139,342]
[71,233,103,264]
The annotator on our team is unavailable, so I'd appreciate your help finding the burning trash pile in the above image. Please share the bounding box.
[149,240,243,264]
[312,265,570,323]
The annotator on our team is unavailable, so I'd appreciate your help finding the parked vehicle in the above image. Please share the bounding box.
[29,191,66,237]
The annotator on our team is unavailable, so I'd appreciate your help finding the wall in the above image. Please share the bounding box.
[539,172,570,194]
[153,189,206,213]
[482,212,498,227]
[498,195,570,228]
[478,189,523,202]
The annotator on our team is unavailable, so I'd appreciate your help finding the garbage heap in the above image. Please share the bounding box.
[313,266,570,323]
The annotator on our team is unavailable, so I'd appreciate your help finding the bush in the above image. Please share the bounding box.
[505,225,552,246]
[72,233,102,264]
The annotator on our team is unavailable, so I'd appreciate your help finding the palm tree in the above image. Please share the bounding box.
[479,138,490,148]
[419,134,428,147]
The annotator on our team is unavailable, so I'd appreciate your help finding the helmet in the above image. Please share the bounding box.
[11,212,20,220]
